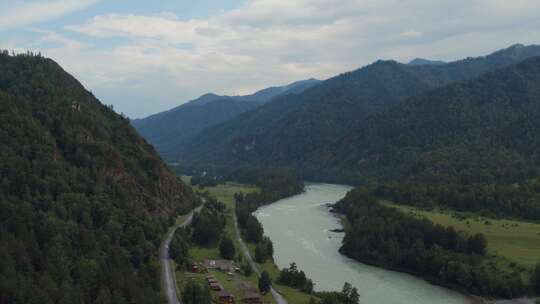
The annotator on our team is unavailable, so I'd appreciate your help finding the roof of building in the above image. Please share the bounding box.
[219,289,233,298]
[204,259,234,269]
[244,291,262,299]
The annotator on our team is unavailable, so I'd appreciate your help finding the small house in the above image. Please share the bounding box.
[218,289,235,304]
[243,291,262,304]
[204,259,235,273]
[209,282,222,291]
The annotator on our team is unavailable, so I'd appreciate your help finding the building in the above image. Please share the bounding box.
[209,282,222,291]
[243,291,262,304]
[204,259,235,273]
[218,289,235,304]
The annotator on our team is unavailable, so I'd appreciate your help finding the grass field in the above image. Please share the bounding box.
[177,177,316,303]
[382,201,540,269]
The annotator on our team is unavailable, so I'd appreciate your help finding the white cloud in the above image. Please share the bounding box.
[400,30,422,38]
[8,0,540,117]
[0,0,100,29]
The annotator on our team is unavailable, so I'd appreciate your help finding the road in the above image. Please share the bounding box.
[160,204,204,304]
[233,213,288,304]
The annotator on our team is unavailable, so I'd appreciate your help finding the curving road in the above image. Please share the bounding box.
[160,204,204,304]
[233,213,288,304]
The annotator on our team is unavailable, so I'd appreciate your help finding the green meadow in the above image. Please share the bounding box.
[383,201,540,269]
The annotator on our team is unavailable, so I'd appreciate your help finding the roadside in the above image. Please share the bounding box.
[160,203,204,304]
[233,212,288,304]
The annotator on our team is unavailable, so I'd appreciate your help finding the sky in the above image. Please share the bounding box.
[1,0,540,118]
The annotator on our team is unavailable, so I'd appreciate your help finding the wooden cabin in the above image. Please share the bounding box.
[243,291,262,304]
[209,282,222,291]
[218,289,235,304]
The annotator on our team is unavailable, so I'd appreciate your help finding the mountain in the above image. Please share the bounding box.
[334,56,540,219]
[407,58,446,66]
[179,44,540,181]
[131,78,320,159]
[0,51,195,303]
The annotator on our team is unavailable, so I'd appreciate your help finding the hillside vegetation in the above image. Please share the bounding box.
[179,44,540,183]
[335,188,532,298]
[132,79,319,159]
[0,52,195,304]
[344,56,540,220]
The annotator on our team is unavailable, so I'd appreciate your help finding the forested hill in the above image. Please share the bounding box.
[131,78,320,159]
[334,56,540,219]
[178,44,540,180]
[0,51,196,304]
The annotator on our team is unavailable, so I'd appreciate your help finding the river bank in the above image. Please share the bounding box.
[255,183,476,304]
[177,177,315,303]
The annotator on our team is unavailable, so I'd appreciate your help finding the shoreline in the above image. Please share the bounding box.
[328,205,536,304]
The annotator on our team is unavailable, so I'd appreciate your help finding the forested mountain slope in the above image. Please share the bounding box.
[179,44,540,180]
[131,78,319,159]
[0,51,195,304]
[335,56,540,219]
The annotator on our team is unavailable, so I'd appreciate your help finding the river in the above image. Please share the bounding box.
[254,183,473,304]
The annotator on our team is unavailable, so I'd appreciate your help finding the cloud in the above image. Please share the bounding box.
[9,0,540,118]
[0,0,100,29]
[400,30,422,38]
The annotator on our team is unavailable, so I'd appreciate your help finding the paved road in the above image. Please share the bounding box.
[233,213,288,304]
[160,204,204,304]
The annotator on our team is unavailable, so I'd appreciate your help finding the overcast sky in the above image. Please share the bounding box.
[1,0,540,118]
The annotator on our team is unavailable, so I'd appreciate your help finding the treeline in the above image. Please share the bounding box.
[314,283,360,304]
[231,168,303,271]
[235,199,274,263]
[191,198,226,245]
[277,262,314,293]
[190,175,218,188]
[181,280,212,304]
[230,167,304,212]
[334,188,528,298]
[0,52,195,303]
[375,180,540,220]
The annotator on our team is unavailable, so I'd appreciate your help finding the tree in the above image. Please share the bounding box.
[532,263,540,293]
[241,261,253,276]
[219,236,235,260]
[302,279,314,294]
[255,243,266,263]
[342,282,359,304]
[468,233,487,256]
[182,280,211,304]
[245,217,264,243]
[259,271,272,294]
[348,288,360,304]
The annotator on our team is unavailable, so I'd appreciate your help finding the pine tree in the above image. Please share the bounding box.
[259,271,272,294]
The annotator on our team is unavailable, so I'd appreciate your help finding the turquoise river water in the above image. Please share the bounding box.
[254,183,473,304]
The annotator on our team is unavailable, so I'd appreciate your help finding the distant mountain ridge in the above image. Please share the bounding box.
[178,44,540,183]
[132,78,320,158]
[407,58,447,66]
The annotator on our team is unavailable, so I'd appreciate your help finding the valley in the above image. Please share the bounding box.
[3,19,540,304]
[254,183,474,304]
[173,177,315,304]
